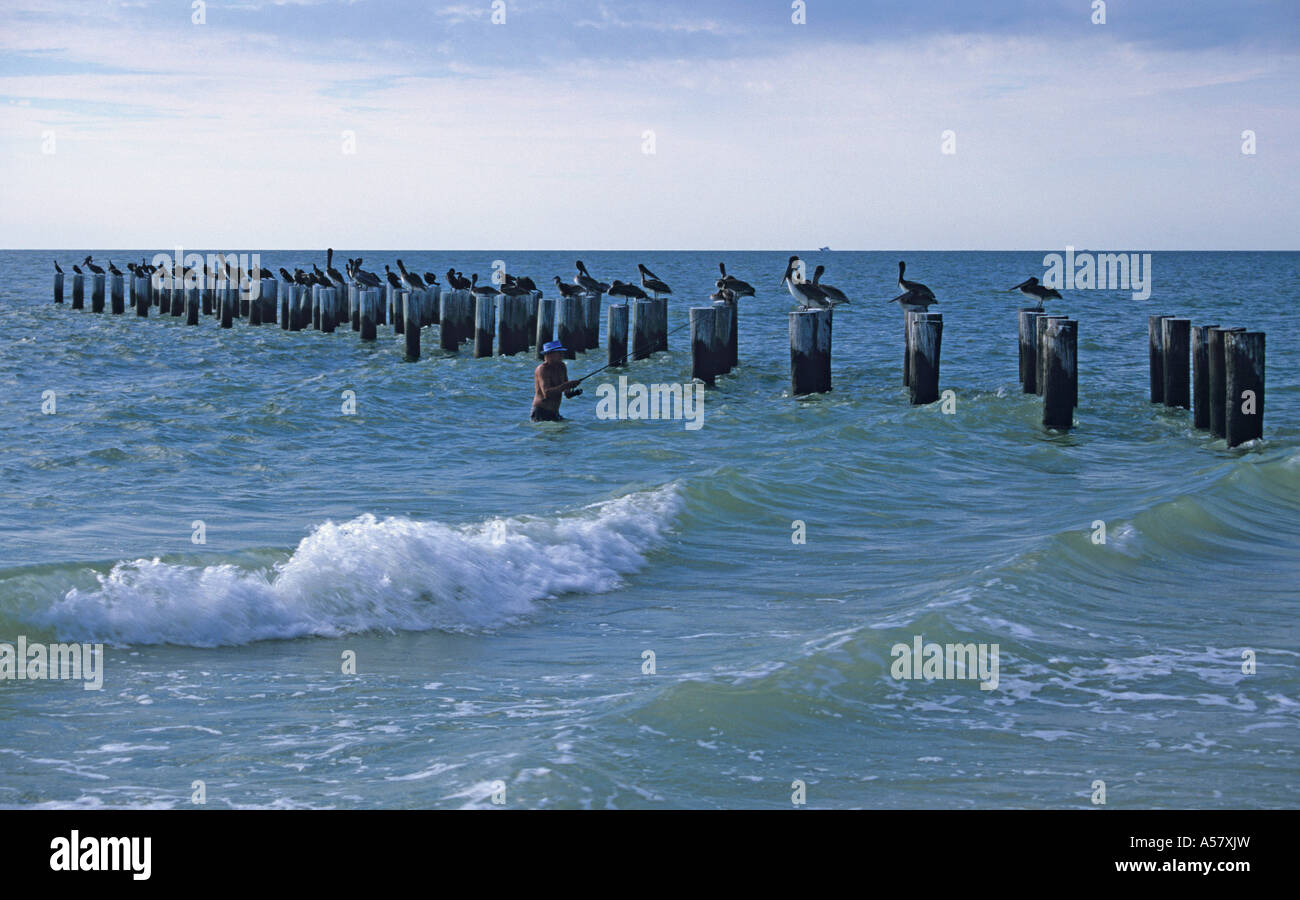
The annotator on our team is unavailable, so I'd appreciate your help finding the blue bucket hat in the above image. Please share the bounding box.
[542,340,567,354]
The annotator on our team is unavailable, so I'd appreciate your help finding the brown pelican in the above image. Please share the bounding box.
[553,276,585,298]
[608,280,648,301]
[781,256,828,309]
[574,260,609,294]
[470,273,500,296]
[896,261,936,305]
[811,265,849,305]
[637,263,672,299]
[82,256,105,275]
[718,262,755,297]
[396,259,425,289]
[53,260,63,274]
[1009,276,1061,310]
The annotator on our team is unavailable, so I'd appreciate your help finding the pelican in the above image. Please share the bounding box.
[553,276,585,298]
[513,275,538,293]
[1009,276,1061,310]
[574,260,609,294]
[326,248,346,285]
[718,262,755,297]
[896,261,936,305]
[82,256,105,275]
[72,263,83,275]
[637,263,672,299]
[107,259,123,276]
[710,280,736,303]
[382,265,402,289]
[278,267,294,283]
[423,271,440,287]
[53,260,63,274]
[780,256,828,309]
[470,273,500,297]
[396,259,425,289]
[811,265,850,306]
[608,280,648,301]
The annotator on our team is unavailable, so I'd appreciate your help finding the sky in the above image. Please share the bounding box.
[0,0,1296,249]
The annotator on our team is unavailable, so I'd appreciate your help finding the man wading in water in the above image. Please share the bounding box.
[532,340,581,422]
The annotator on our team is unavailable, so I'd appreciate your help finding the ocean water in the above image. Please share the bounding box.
[0,249,1296,809]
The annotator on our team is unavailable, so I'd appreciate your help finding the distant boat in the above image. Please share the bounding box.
[818,246,831,252]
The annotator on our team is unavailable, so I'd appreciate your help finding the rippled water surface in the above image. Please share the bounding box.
[1,250,1297,808]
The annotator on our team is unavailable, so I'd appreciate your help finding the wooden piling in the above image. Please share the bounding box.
[1161,317,1191,409]
[1225,331,1265,448]
[1148,314,1173,403]
[789,308,832,396]
[403,293,420,361]
[473,293,495,358]
[525,290,538,346]
[690,307,718,385]
[903,310,916,387]
[1042,319,1078,430]
[262,278,278,325]
[321,287,337,333]
[496,294,529,356]
[907,312,943,406]
[608,303,628,369]
[630,299,654,360]
[1036,315,1068,396]
[109,274,124,315]
[186,287,200,325]
[1191,324,1217,430]
[711,300,732,376]
[583,292,602,349]
[203,286,215,317]
[54,272,64,304]
[655,298,669,352]
[1207,327,1244,438]
[1018,308,1044,392]
[71,274,85,309]
[348,284,360,331]
[89,274,105,313]
[555,296,580,360]
[360,289,378,341]
[169,282,184,317]
[134,277,150,317]
[726,298,738,370]
[220,289,234,328]
[311,285,321,330]
[535,298,556,358]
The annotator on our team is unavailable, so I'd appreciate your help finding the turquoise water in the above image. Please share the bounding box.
[1,250,1296,808]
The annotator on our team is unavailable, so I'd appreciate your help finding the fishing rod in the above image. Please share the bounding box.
[571,317,698,388]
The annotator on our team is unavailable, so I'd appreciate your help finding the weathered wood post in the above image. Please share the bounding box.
[727,298,738,370]
[1042,319,1078,430]
[1225,331,1265,448]
[360,289,378,341]
[1018,308,1044,392]
[525,290,539,347]
[288,285,304,332]
[403,292,421,361]
[71,273,85,309]
[496,294,529,356]
[608,303,628,369]
[54,271,65,304]
[789,308,832,395]
[1148,314,1173,403]
[583,292,602,350]
[220,287,234,327]
[630,299,653,360]
[1191,324,1217,430]
[280,284,292,330]
[711,300,732,376]
[239,280,250,318]
[311,284,322,330]
[321,287,337,333]
[535,298,556,358]
[109,274,124,314]
[555,296,580,360]
[186,287,200,325]
[908,312,943,406]
[348,284,360,331]
[655,298,669,352]
[690,307,718,385]
[903,310,916,387]
[393,288,407,335]
[439,291,459,351]
[157,280,170,316]
[1207,326,1244,438]
[1161,317,1191,409]
[262,278,278,325]
[1036,315,1068,396]
[473,293,495,358]
[203,283,215,317]
[134,277,150,317]
[169,279,184,317]
[89,274,105,313]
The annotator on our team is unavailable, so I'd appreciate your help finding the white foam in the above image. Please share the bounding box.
[32,484,680,647]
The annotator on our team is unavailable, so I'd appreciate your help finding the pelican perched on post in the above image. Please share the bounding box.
[710,280,736,303]
[608,280,648,301]
[396,259,425,289]
[553,276,585,298]
[780,255,829,309]
[1009,276,1061,310]
[717,262,755,298]
[470,273,500,297]
[574,260,609,295]
[637,264,672,300]
[82,256,105,275]
[888,260,938,310]
[811,265,849,306]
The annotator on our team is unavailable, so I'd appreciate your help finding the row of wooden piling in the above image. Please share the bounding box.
[52,271,679,366]
[1148,315,1265,448]
[1018,308,1079,430]
[689,301,739,385]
